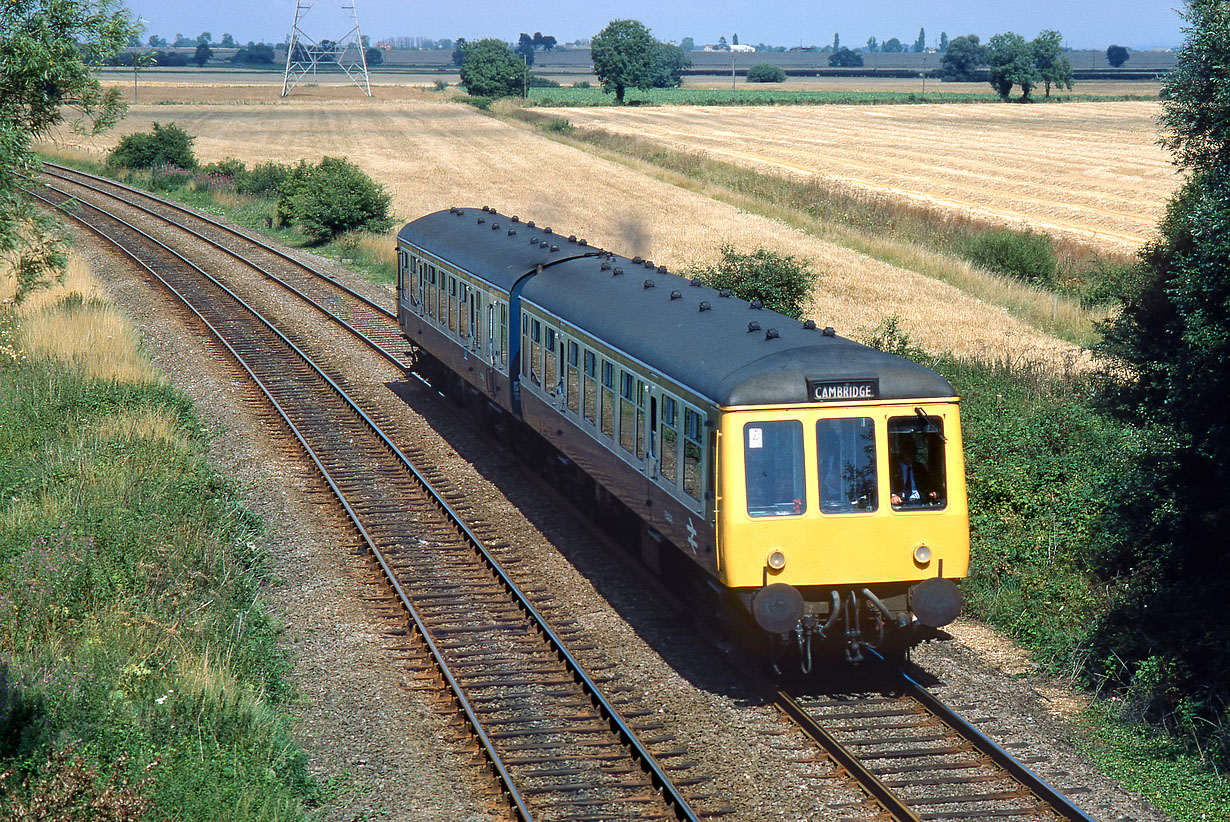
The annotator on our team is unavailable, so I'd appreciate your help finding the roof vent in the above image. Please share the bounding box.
[657,265,668,273]
[643,279,655,289]
[699,301,712,312]
[477,217,485,224]
[511,215,520,222]
[748,321,761,332]
[632,256,643,264]
[449,206,457,214]
[750,299,763,310]
[823,326,836,337]
[718,289,731,298]
[613,267,624,276]
[766,329,780,340]
[690,277,703,287]
[481,205,490,212]
[803,319,816,330]
[550,244,560,252]
[670,290,682,300]
[600,261,611,271]
[508,229,517,236]
[568,234,577,243]
[579,239,588,246]
[527,220,536,228]
[455,209,464,216]
[530,238,539,245]
[491,223,499,230]
[643,260,654,269]
[544,227,553,234]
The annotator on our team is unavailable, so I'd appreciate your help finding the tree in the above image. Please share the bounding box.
[365,47,383,66]
[1032,29,1073,97]
[232,43,274,65]
[716,35,728,51]
[591,19,657,104]
[451,37,467,67]
[106,122,197,169]
[458,38,524,98]
[832,32,839,51]
[147,34,166,47]
[689,244,817,319]
[221,33,235,48]
[746,63,786,83]
[732,33,739,45]
[174,33,192,47]
[196,31,211,47]
[939,32,949,52]
[828,47,863,68]
[650,41,690,88]
[1092,2,1230,759]
[680,36,694,52]
[1106,44,1130,67]
[882,37,903,53]
[939,34,984,81]
[986,32,1039,100]
[1,0,132,303]
[913,27,926,53]
[515,32,536,66]
[532,32,557,51]
[866,36,879,52]
[193,42,212,67]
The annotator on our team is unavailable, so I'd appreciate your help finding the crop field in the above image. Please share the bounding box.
[52,78,1120,364]
[552,101,1176,254]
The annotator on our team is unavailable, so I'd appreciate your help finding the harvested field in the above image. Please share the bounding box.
[557,101,1178,254]
[54,90,1085,365]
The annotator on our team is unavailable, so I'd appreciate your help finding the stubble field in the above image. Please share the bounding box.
[557,101,1178,254]
[56,77,1165,363]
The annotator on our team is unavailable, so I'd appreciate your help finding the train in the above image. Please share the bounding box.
[395,206,968,667]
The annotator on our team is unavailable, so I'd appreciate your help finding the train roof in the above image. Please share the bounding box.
[398,208,955,408]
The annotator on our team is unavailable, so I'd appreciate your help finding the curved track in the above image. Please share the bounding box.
[29,177,708,822]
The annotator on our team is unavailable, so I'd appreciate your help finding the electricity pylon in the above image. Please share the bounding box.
[281,1,371,98]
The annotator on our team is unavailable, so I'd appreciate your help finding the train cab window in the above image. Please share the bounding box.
[566,341,580,414]
[887,415,947,510]
[582,350,597,424]
[683,408,704,502]
[816,418,878,513]
[659,396,678,485]
[600,360,615,438]
[744,421,806,517]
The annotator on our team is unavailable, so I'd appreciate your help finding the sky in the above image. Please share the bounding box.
[122,0,1187,51]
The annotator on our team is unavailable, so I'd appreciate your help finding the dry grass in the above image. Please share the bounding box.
[45,92,1091,365]
[13,255,164,384]
[555,101,1178,255]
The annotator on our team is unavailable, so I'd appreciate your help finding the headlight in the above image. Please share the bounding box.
[767,550,787,570]
[913,544,932,564]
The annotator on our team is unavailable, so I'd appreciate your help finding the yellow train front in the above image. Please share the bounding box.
[719,395,967,665]
[395,207,967,669]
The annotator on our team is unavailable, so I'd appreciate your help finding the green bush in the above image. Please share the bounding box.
[540,117,574,134]
[688,243,817,318]
[528,75,561,88]
[964,228,1058,286]
[275,157,393,243]
[106,122,198,170]
[572,80,591,89]
[746,63,787,83]
[238,161,293,196]
[458,38,525,98]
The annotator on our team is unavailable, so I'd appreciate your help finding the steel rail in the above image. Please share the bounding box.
[32,187,703,822]
[34,173,407,370]
[40,161,396,319]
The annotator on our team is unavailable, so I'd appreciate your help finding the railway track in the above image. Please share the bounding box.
[774,656,1098,822]
[32,167,1105,822]
[28,179,712,821]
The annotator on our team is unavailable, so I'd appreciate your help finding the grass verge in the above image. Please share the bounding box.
[0,256,316,819]
[527,86,1159,107]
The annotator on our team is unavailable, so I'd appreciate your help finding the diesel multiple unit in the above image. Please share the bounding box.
[396,206,968,665]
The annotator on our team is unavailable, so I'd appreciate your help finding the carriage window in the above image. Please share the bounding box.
[528,318,542,385]
[619,371,636,453]
[683,407,704,501]
[428,265,438,319]
[436,267,446,326]
[498,303,508,367]
[600,360,615,438]
[816,418,878,513]
[888,415,947,510]
[448,276,458,333]
[458,282,470,338]
[544,327,559,391]
[744,421,806,517]
[566,341,580,413]
[582,350,597,424]
[659,395,678,485]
